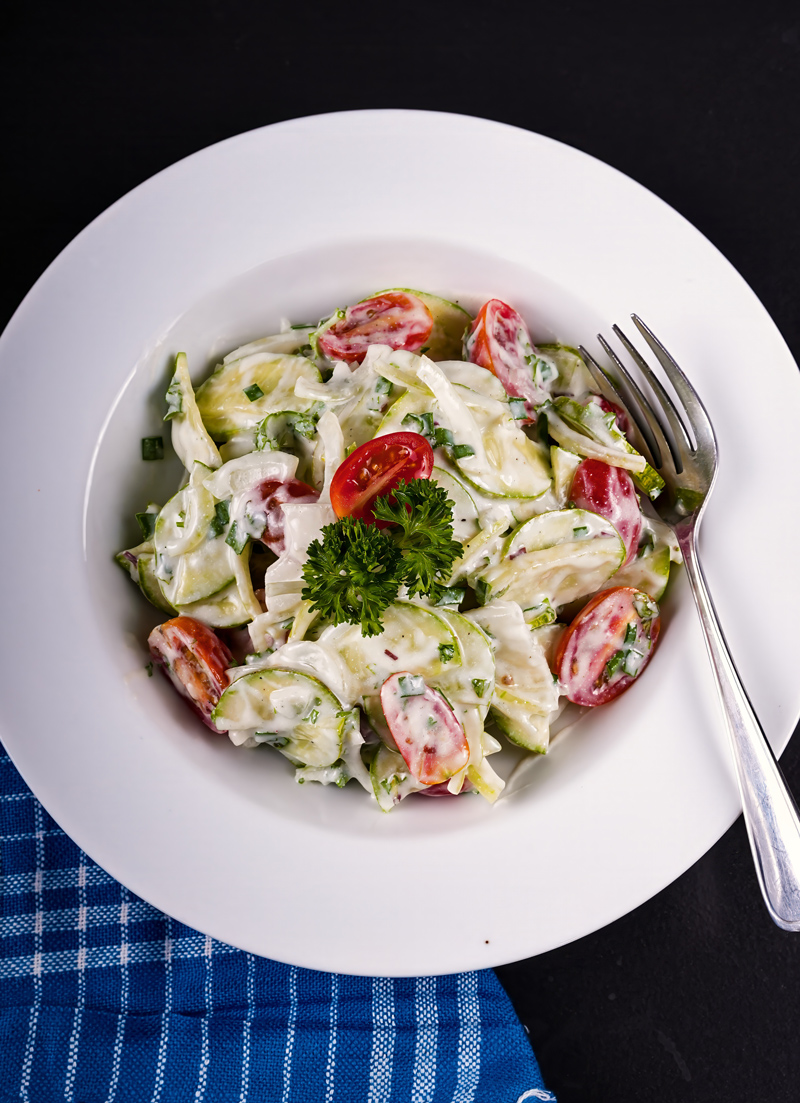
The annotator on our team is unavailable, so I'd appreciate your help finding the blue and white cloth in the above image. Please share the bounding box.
[0,745,555,1102]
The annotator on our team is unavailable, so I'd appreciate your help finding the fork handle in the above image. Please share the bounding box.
[679,525,800,929]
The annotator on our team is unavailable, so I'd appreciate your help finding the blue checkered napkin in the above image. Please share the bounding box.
[0,746,555,1103]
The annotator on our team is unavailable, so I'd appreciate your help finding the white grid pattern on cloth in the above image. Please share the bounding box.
[194,933,213,1102]
[324,972,339,1103]
[17,798,44,1103]
[451,973,482,1103]
[281,966,299,1103]
[151,917,174,1103]
[411,976,438,1103]
[0,933,240,979]
[238,952,255,1103]
[64,855,88,1102]
[105,886,130,1103]
[367,977,396,1103]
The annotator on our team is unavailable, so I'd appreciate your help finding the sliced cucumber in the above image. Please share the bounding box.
[453,404,551,500]
[154,477,236,607]
[490,691,551,754]
[370,743,423,812]
[538,343,596,397]
[430,468,480,542]
[478,508,625,610]
[177,580,252,628]
[550,445,582,507]
[195,352,321,441]
[138,552,177,614]
[434,608,495,711]
[373,288,473,361]
[164,352,221,472]
[363,695,395,747]
[212,669,345,767]
[319,601,461,700]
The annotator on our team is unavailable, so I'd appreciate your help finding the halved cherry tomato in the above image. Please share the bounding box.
[318,291,434,364]
[330,431,433,524]
[248,478,320,555]
[570,459,642,565]
[464,299,547,414]
[555,587,660,707]
[380,672,469,786]
[148,616,233,730]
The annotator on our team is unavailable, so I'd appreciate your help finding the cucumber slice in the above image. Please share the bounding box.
[550,445,582,507]
[538,343,596,397]
[363,695,395,747]
[434,608,495,711]
[430,468,480,542]
[490,692,551,754]
[195,352,321,441]
[138,552,177,614]
[478,508,625,610]
[177,580,252,628]
[319,601,461,700]
[453,404,551,500]
[154,477,236,607]
[370,743,422,812]
[375,388,434,436]
[212,669,345,767]
[164,352,221,472]
[372,289,473,361]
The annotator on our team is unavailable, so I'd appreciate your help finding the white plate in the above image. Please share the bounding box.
[1,110,799,976]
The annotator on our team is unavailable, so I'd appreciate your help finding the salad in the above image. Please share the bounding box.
[117,289,681,811]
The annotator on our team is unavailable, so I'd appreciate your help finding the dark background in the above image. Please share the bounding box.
[3,2,800,1100]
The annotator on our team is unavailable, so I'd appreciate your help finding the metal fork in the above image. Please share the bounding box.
[579,316,800,930]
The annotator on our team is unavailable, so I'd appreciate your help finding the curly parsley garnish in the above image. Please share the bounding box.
[301,480,463,636]
[372,480,463,599]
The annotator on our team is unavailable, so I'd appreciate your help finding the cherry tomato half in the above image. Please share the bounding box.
[570,459,642,565]
[555,587,660,707]
[380,672,469,786]
[330,431,433,524]
[247,478,320,555]
[148,616,233,729]
[318,291,434,364]
[464,298,547,413]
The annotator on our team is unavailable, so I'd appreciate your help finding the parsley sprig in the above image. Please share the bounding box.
[301,479,463,636]
[372,480,463,599]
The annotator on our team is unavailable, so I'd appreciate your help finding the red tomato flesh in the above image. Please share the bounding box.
[464,298,548,414]
[148,616,233,729]
[330,431,433,524]
[570,459,642,565]
[248,478,320,555]
[555,587,660,707]
[380,672,469,786]
[318,291,434,364]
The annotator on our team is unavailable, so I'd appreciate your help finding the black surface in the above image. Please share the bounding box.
[3,3,800,1100]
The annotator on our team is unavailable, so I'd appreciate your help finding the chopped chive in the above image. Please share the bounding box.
[290,322,314,330]
[141,436,164,461]
[225,521,249,555]
[136,511,157,540]
[433,427,454,448]
[209,499,231,538]
[419,345,431,356]
[163,374,183,421]
[243,383,265,402]
[604,650,626,680]
[452,444,475,460]
[475,578,491,606]
[624,622,637,645]
[375,376,393,395]
[438,643,455,663]
[472,678,488,698]
[397,674,426,697]
[623,649,644,677]
[402,413,425,434]
[509,398,527,420]
[307,708,320,724]
[572,525,589,537]
[145,661,154,677]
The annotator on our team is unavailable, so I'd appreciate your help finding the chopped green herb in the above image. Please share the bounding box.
[623,649,644,677]
[475,578,491,606]
[624,622,637,645]
[145,661,154,677]
[136,511,157,540]
[433,427,454,449]
[398,674,426,697]
[226,521,250,555]
[438,643,455,663]
[419,346,431,356]
[307,708,320,724]
[451,444,475,460]
[141,436,164,461]
[572,525,589,537]
[509,398,527,420]
[243,383,265,402]
[255,731,290,748]
[209,499,231,538]
[472,678,488,698]
[372,480,462,600]
[604,650,626,680]
[435,586,465,607]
